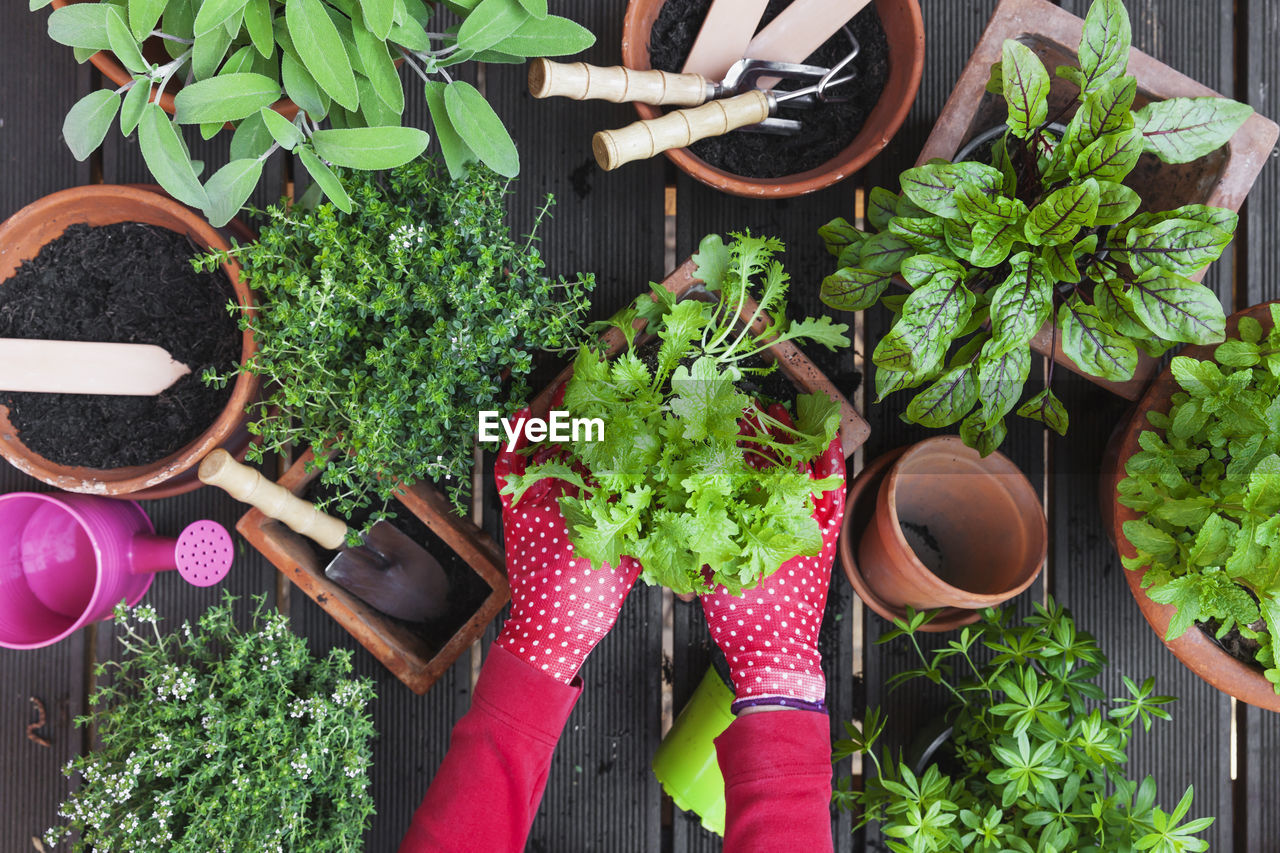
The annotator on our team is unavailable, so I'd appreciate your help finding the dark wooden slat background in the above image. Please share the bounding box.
[1,1,1277,851]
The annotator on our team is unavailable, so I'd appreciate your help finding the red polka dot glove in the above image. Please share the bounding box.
[701,406,846,714]
[494,407,642,685]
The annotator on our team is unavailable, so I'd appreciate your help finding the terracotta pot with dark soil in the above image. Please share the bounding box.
[236,449,510,695]
[0,184,258,498]
[920,0,1279,401]
[620,0,924,198]
[1103,302,1280,712]
[839,436,1045,631]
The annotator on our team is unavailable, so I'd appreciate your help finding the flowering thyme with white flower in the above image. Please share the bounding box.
[45,595,376,852]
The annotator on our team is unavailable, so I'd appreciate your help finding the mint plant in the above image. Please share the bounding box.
[818,0,1252,455]
[1118,305,1280,693]
[502,233,849,595]
[200,156,594,515]
[46,596,376,852]
[37,0,594,226]
[835,601,1214,853]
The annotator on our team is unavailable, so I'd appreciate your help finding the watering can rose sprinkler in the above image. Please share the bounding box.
[0,492,233,649]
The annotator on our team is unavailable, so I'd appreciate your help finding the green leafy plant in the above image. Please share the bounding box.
[835,600,1214,853]
[818,0,1252,455]
[201,156,594,515]
[502,232,849,595]
[46,595,376,852]
[1118,305,1280,692]
[37,0,594,225]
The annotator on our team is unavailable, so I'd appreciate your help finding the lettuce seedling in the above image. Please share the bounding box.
[503,232,849,595]
[1119,306,1280,692]
[818,0,1252,455]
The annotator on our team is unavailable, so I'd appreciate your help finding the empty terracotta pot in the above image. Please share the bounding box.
[620,0,925,198]
[841,437,1045,628]
[0,185,259,498]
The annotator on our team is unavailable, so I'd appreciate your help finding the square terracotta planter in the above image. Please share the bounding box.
[533,257,870,458]
[917,0,1279,400]
[236,450,509,694]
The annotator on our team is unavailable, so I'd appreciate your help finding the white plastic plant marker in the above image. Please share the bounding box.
[681,0,771,79]
[745,0,874,87]
[0,339,190,396]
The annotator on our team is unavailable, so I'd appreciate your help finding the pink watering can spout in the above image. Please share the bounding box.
[0,492,234,650]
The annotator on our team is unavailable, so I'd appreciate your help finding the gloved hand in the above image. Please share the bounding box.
[701,405,846,713]
[493,405,642,685]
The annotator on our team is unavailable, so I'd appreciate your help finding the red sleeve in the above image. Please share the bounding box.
[398,645,581,853]
[716,710,834,853]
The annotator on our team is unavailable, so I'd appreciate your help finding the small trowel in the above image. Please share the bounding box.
[198,450,449,623]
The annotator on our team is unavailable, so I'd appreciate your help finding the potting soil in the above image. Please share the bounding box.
[0,222,238,468]
[649,0,891,179]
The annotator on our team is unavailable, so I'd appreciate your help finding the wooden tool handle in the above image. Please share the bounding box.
[528,58,712,106]
[592,91,772,171]
[198,450,348,550]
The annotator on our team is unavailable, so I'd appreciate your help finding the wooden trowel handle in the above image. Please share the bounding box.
[529,58,713,106]
[199,450,348,550]
[593,90,772,171]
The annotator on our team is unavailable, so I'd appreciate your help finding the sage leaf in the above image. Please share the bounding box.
[203,158,264,227]
[1127,270,1226,344]
[517,0,547,17]
[491,13,595,57]
[1002,39,1050,138]
[358,0,396,40]
[260,107,303,150]
[444,80,519,177]
[128,0,166,42]
[230,110,275,158]
[192,20,234,79]
[1025,179,1100,246]
[906,364,979,428]
[900,162,1004,218]
[63,90,119,161]
[297,145,352,212]
[423,80,478,179]
[138,105,209,209]
[243,0,274,57]
[1134,96,1254,164]
[457,0,529,53]
[281,51,329,118]
[820,268,890,313]
[978,340,1032,427]
[989,253,1053,351]
[352,22,404,113]
[174,73,281,124]
[194,0,250,37]
[1059,297,1138,382]
[287,0,359,110]
[1071,127,1143,182]
[119,77,151,135]
[1076,0,1131,96]
[1123,217,1232,275]
[1017,389,1069,436]
[310,126,430,169]
[47,3,117,50]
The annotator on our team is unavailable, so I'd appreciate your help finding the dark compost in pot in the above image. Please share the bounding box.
[648,0,890,178]
[0,222,238,469]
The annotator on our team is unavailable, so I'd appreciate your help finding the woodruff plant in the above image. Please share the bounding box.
[502,233,848,595]
[835,601,1214,853]
[201,156,594,516]
[46,595,376,852]
[37,0,594,226]
[1119,305,1280,693]
[819,0,1252,455]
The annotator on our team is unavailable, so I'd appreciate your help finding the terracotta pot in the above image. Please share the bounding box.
[50,0,301,121]
[619,0,925,199]
[840,437,1044,629]
[531,257,870,458]
[0,184,259,498]
[236,449,510,694]
[916,0,1279,401]
[1103,302,1280,712]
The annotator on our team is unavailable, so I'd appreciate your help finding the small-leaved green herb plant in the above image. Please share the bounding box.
[502,232,849,595]
[818,0,1252,455]
[1118,306,1280,693]
[201,156,594,516]
[46,595,376,852]
[37,0,594,225]
[835,601,1214,853]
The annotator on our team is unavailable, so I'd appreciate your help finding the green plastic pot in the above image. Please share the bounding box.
[652,663,735,835]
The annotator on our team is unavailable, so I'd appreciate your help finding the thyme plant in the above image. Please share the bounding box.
[46,596,376,852]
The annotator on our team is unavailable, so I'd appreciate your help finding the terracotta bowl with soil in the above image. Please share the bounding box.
[839,437,1045,631]
[0,185,258,498]
[1103,301,1280,712]
[621,0,924,198]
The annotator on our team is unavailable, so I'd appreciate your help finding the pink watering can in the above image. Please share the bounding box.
[0,492,234,649]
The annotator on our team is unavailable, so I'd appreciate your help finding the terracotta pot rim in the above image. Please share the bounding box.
[879,436,1046,603]
[839,446,980,632]
[0,184,260,496]
[620,0,926,198]
[1109,301,1280,712]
